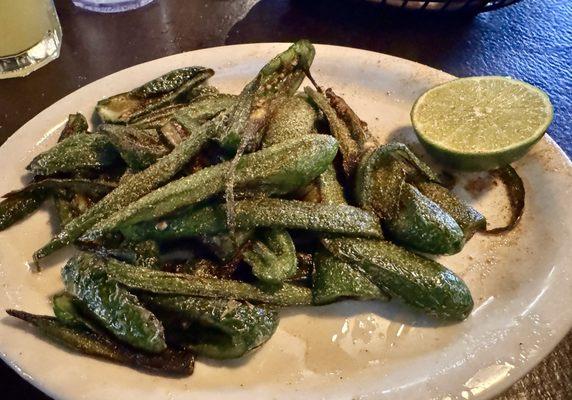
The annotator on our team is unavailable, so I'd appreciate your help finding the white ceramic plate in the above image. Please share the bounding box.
[1,43,571,400]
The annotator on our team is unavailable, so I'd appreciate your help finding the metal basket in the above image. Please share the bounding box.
[370,0,522,13]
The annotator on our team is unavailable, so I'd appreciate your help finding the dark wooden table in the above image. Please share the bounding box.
[0,0,570,398]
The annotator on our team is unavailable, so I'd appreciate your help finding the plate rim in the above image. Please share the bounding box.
[1,42,571,400]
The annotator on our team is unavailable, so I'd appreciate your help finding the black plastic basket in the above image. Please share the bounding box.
[369,0,522,13]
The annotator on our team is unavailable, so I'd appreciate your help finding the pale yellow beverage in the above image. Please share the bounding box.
[0,0,61,78]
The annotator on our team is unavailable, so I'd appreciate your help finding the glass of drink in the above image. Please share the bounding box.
[72,0,155,13]
[0,0,62,79]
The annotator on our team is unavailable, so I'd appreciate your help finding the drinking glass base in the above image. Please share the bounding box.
[0,28,62,79]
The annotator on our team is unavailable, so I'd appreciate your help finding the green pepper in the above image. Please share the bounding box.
[3,179,117,199]
[312,250,388,305]
[417,182,486,241]
[120,197,381,242]
[82,135,338,239]
[98,124,170,170]
[244,228,298,287]
[51,113,92,228]
[141,294,279,359]
[216,40,316,152]
[61,253,167,353]
[262,95,317,147]
[0,190,47,231]
[354,143,440,219]
[26,133,121,176]
[52,292,101,332]
[96,67,214,123]
[321,237,473,320]
[7,309,194,375]
[355,143,474,254]
[318,164,472,319]
[384,183,465,255]
[34,120,214,260]
[99,257,312,307]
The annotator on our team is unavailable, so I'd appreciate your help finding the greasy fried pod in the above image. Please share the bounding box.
[34,121,214,259]
[83,135,338,239]
[356,143,471,255]
[305,87,361,178]
[263,95,318,147]
[96,67,214,123]
[322,237,473,320]
[61,253,167,353]
[26,133,121,176]
[120,198,382,242]
[216,40,316,152]
[312,250,389,305]
[141,294,279,359]
[417,182,486,241]
[7,310,194,375]
[324,88,371,150]
[99,257,312,307]
[244,228,298,287]
[384,183,465,255]
[0,190,47,231]
[98,124,170,170]
[0,179,116,232]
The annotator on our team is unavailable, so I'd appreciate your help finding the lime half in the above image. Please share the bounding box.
[411,76,553,170]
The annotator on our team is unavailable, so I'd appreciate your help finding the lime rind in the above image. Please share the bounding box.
[411,76,553,171]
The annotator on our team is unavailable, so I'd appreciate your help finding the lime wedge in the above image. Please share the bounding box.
[411,76,553,170]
